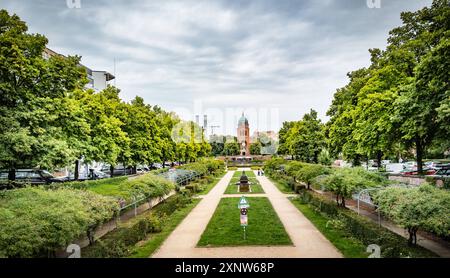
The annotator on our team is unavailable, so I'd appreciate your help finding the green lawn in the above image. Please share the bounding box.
[84,177,130,198]
[129,199,201,258]
[197,173,225,195]
[224,177,265,194]
[233,170,256,178]
[198,197,292,247]
[267,176,294,193]
[289,198,373,258]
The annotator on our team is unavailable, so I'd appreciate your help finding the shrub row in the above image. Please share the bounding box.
[82,194,192,258]
[180,158,225,176]
[297,191,436,258]
[0,187,118,258]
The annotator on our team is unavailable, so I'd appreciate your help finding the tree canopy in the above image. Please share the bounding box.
[0,9,212,179]
[324,0,450,169]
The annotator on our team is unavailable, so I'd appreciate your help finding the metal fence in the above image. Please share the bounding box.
[116,169,205,217]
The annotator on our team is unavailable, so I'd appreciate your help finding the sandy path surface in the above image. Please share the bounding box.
[152,169,342,258]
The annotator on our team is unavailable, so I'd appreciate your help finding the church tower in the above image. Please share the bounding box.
[237,113,250,156]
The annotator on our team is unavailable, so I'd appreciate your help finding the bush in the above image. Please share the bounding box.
[263,157,286,174]
[375,184,450,243]
[295,164,330,189]
[318,149,333,166]
[124,174,174,200]
[297,191,435,258]
[319,167,389,207]
[83,194,188,258]
[180,158,224,176]
[52,176,129,191]
[285,161,307,176]
[0,187,118,258]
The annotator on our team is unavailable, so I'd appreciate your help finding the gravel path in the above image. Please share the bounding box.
[152,170,342,258]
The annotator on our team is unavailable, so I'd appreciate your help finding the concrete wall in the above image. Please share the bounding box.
[388,175,427,186]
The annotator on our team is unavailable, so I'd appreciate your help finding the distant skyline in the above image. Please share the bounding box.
[1,0,432,135]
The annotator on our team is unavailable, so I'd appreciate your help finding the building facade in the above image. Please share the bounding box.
[237,113,250,156]
[43,48,115,92]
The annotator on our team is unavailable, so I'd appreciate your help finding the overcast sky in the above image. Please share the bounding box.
[1,0,431,136]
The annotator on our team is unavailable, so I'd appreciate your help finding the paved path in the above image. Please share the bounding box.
[313,188,450,258]
[152,170,342,258]
[347,205,450,258]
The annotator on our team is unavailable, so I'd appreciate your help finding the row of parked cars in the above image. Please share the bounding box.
[400,162,450,177]
[0,162,179,187]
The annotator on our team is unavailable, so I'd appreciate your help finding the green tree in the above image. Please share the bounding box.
[375,184,450,245]
[322,167,386,207]
[285,110,325,163]
[250,141,262,155]
[278,121,295,156]
[72,87,130,177]
[223,137,240,156]
[0,10,88,179]
[318,149,332,166]
[295,164,329,190]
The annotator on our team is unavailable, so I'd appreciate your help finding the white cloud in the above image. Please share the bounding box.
[1,0,433,135]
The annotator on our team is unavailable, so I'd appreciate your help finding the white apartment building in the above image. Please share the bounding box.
[43,48,115,92]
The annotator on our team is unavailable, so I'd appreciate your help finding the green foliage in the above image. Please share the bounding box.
[250,142,262,155]
[325,1,450,169]
[280,110,326,163]
[124,174,174,200]
[296,191,436,257]
[375,184,450,243]
[57,174,175,202]
[223,141,240,156]
[0,10,88,171]
[318,167,388,207]
[0,187,118,258]
[263,157,286,175]
[318,149,333,166]
[180,158,224,176]
[295,164,330,189]
[83,213,164,258]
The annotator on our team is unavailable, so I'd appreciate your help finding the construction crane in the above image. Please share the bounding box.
[210,125,220,135]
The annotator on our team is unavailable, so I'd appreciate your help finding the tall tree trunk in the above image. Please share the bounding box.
[377,151,382,169]
[8,167,16,181]
[341,197,346,208]
[74,160,79,181]
[110,165,114,178]
[416,137,424,174]
[133,165,137,175]
[407,227,418,245]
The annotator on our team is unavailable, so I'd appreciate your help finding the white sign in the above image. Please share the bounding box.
[238,196,250,209]
[240,214,248,226]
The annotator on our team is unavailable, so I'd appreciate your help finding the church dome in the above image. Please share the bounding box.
[238,113,249,126]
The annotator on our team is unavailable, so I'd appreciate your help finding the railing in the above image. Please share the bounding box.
[116,169,205,217]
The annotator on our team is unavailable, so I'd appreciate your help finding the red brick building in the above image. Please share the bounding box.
[237,113,250,156]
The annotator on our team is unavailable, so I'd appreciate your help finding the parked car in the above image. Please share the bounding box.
[136,165,150,174]
[0,169,65,187]
[402,161,417,170]
[151,163,163,169]
[400,168,437,176]
[100,165,133,176]
[63,169,109,181]
[430,165,450,177]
